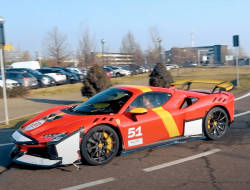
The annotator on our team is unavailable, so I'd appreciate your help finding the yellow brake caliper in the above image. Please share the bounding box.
[103,132,112,153]
[208,116,212,130]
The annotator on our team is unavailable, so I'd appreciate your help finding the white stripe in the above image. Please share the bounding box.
[60,177,116,190]
[143,149,221,172]
[0,143,14,147]
[235,92,250,101]
[0,111,42,124]
[234,110,250,118]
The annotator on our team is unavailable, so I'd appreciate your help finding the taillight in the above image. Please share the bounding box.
[23,78,30,81]
[57,73,62,75]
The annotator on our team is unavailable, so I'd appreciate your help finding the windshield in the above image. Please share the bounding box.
[73,88,133,114]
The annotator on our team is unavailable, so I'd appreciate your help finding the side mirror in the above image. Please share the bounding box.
[130,108,147,121]
[81,97,88,103]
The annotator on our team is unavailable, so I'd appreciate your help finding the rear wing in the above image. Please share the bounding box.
[171,79,234,93]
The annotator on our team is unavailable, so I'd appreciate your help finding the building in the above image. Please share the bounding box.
[3,44,22,63]
[92,52,134,65]
[165,45,228,65]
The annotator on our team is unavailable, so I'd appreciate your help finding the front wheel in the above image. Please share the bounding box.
[81,125,119,165]
[204,107,228,140]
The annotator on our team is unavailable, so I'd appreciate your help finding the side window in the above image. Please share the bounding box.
[8,73,18,78]
[126,92,171,112]
[180,97,198,109]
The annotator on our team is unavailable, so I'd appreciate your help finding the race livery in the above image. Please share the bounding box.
[10,79,234,168]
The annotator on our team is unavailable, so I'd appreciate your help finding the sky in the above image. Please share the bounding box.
[0,0,249,58]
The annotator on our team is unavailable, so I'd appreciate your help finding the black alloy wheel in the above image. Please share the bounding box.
[204,107,228,140]
[81,125,119,165]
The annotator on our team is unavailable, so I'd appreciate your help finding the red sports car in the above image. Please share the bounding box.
[10,79,234,168]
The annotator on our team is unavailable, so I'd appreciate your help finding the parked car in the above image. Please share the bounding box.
[66,67,86,76]
[104,66,130,77]
[37,68,67,85]
[0,75,20,89]
[144,65,153,72]
[165,64,172,70]
[171,64,179,69]
[141,65,149,72]
[128,64,142,74]
[51,67,80,83]
[103,67,115,77]
[189,62,198,67]
[5,71,38,89]
[6,68,56,88]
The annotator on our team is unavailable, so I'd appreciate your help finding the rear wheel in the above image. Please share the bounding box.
[204,107,228,140]
[81,125,119,165]
[116,73,121,77]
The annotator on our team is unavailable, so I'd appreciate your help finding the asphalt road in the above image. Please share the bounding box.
[0,91,249,190]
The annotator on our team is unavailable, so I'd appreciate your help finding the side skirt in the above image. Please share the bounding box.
[119,136,206,156]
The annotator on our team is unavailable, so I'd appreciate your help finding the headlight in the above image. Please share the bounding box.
[44,133,68,142]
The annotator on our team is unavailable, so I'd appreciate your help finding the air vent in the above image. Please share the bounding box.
[102,117,107,121]
[213,97,217,102]
[93,118,99,123]
[47,115,63,122]
[223,99,227,102]
[218,98,222,101]
[109,118,113,121]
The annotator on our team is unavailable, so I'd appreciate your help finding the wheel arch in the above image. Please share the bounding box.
[206,105,231,125]
[85,123,124,155]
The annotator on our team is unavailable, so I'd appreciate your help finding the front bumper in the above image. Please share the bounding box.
[10,128,84,168]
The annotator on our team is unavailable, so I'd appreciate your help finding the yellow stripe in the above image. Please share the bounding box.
[119,85,152,93]
[151,107,180,137]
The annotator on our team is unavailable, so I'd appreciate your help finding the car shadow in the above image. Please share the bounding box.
[24,98,80,105]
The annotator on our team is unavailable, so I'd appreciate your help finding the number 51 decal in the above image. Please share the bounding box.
[128,126,142,138]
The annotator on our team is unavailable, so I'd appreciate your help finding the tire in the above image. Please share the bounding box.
[38,81,44,88]
[81,125,120,165]
[204,107,228,140]
[116,73,121,77]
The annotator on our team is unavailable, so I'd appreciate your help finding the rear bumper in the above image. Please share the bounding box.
[56,79,67,85]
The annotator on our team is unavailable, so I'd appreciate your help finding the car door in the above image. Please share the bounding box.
[120,92,176,149]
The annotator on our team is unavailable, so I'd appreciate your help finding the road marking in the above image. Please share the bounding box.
[234,110,250,118]
[0,143,13,147]
[235,92,250,101]
[143,149,221,172]
[60,177,116,190]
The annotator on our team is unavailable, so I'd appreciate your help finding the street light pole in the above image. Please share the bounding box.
[0,16,9,125]
[72,52,76,66]
[35,50,41,67]
[101,39,105,66]
[132,46,135,64]
[157,37,162,62]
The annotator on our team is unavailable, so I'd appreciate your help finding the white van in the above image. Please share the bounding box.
[10,61,41,70]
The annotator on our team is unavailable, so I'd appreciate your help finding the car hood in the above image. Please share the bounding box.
[19,108,99,143]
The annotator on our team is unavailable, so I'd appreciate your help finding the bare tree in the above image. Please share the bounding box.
[120,30,136,54]
[21,50,32,61]
[78,28,96,67]
[145,26,163,64]
[42,26,71,65]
